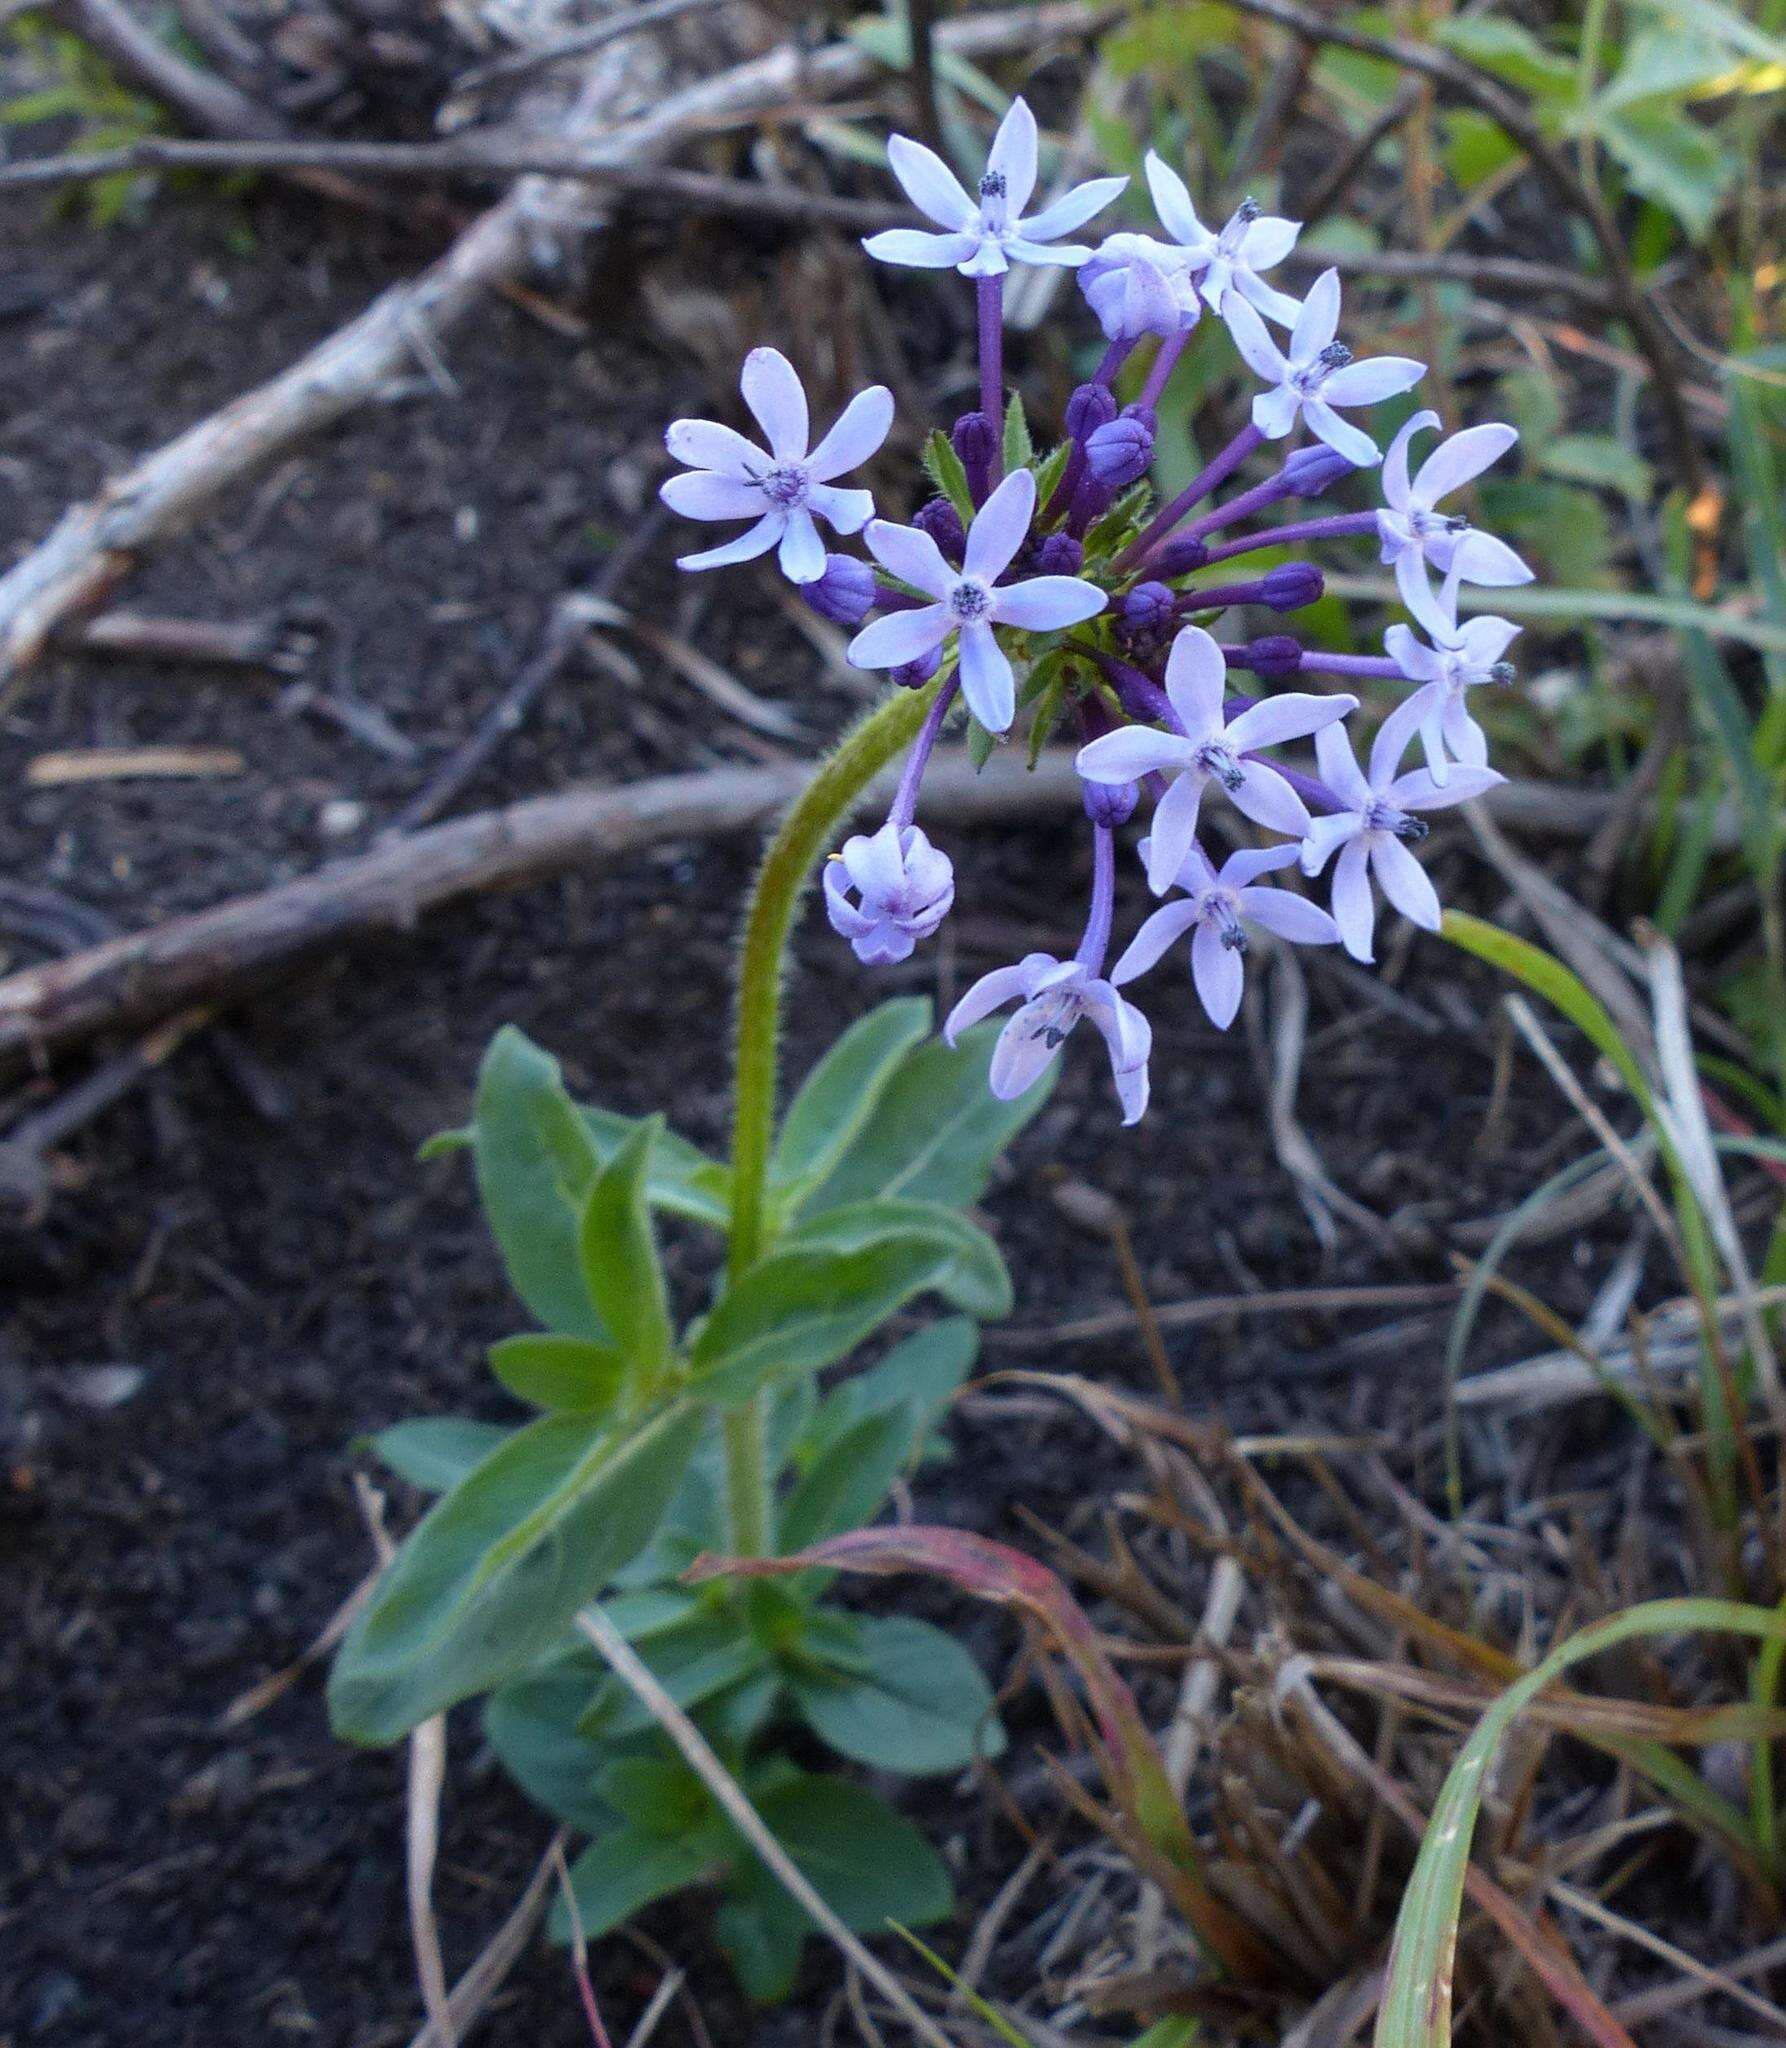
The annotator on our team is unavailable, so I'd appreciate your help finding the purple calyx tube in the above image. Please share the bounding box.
[1296,651,1402,679]
[977,275,1005,485]
[1199,509,1378,568]
[1074,822,1118,972]
[1114,422,1265,573]
[886,673,961,831]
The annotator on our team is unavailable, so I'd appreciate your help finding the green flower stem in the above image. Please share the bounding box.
[720,677,944,1556]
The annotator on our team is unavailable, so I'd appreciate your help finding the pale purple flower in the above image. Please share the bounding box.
[1377,410,1532,633]
[945,952,1151,1124]
[1385,614,1520,786]
[847,468,1106,733]
[1226,271,1424,470]
[863,98,1126,279]
[824,821,955,963]
[1112,843,1339,1028]
[1079,233,1200,340]
[1300,695,1503,962]
[662,348,892,584]
[1143,154,1302,324]
[1074,624,1356,894]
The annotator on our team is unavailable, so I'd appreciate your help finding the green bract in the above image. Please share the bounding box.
[331,999,1049,1994]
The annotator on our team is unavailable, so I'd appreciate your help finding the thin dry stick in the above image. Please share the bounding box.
[1551,1881,1786,2036]
[454,0,725,95]
[1614,1932,1786,2027]
[553,1842,616,2048]
[0,1,1109,689]
[47,0,285,140]
[988,1280,1460,1346]
[405,1830,569,2048]
[573,1606,959,2048]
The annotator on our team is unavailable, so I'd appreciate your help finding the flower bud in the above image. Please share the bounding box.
[1082,776,1139,829]
[1032,532,1084,576]
[1064,381,1118,442]
[1121,581,1176,637]
[951,409,998,480]
[912,495,966,562]
[1147,532,1208,577]
[1260,563,1324,612]
[1086,406,1156,488]
[892,645,943,690]
[1244,634,1303,678]
[1283,445,1356,498]
[800,553,878,627]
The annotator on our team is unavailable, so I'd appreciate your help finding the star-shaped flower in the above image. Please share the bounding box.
[1300,694,1503,961]
[823,821,955,964]
[661,348,893,584]
[1143,154,1303,324]
[1074,624,1356,894]
[1112,843,1339,1028]
[1384,614,1520,786]
[1377,409,1532,633]
[847,468,1106,733]
[945,951,1151,1124]
[1225,271,1424,469]
[863,97,1127,278]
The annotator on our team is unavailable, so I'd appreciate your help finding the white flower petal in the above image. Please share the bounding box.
[1289,268,1341,363]
[1231,273,1304,326]
[807,483,876,535]
[1303,398,1382,469]
[1313,718,1371,809]
[739,347,809,461]
[963,467,1036,582]
[676,512,783,571]
[991,574,1106,631]
[660,471,766,521]
[885,135,978,230]
[1000,237,1094,269]
[989,999,1067,1099]
[1301,810,1362,874]
[1162,623,1226,738]
[862,518,954,597]
[1238,215,1299,268]
[1237,885,1339,946]
[1144,151,1209,252]
[944,959,1049,1042]
[1191,918,1245,1029]
[1368,690,1429,788]
[805,385,895,482]
[1075,726,1197,783]
[1384,622,1442,681]
[1412,422,1517,506]
[1457,615,1521,665]
[1143,770,1206,895]
[777,507,828,584]
[862,227,984,268]
[1252,383,1303,439]
[1020,176,1128,243]
[1387,765,1503,811]
[985,96,1039,220]
[1381,409,1439,514]
[1321,355,1427,409]
[1221,843,1302,889]
[664,418,767,478]
[1110,899,1201,985]
[846,604,950,671]
[957,619,1015,733]
[1229,760,1312,836]
[1223,293,1289,383]
[1331,836,1377,961]
[1450,529,1535,587]
[1226,689,1356,752]
[1371,834,1442,930]
[1398,550,1459,640]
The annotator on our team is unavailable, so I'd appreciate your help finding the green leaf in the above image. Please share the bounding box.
[716,1878,812,2003]
[782,1197,1011,1319]
[329,1401,702,1743]
[1030,438,1074,508]
[488,1334,629,1414]
[372,1417,512,1493]
[778,1406,913,1551]
[1539,434,1653,498]
[581,1105,729,1228]
[789,1614,1006,1774]
[689,1237,967,1407]
[1593,105,1734,239]
[471,1027,606,1338]
[579,1120,673,1384]
[484,1639,612,1831]
[554,1822,723,1943]
[803,1021,1054,1213]
[578,1605,772,1742]
[921,428,976,525]
[1434,15,1577,99]
[771,999,933,1203]
[796,1319,979,1480]
[1003,391,1033,473]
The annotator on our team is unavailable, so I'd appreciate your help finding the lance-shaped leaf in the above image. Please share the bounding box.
[579,1119,673,1386]
[688,1234,971,1407]
[330,1400,702,1743]
[786,1612,1005,1775]
[489,1334,629,1414]
[769,998,932,1205]
[688,1526,1274,1982]
[778,1197,1011,1320]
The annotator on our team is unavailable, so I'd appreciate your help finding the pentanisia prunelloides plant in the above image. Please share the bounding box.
[331,96,1539,2000]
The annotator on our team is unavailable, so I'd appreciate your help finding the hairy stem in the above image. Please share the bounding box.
[722,678,944,1553]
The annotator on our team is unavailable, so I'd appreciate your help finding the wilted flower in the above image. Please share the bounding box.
[863,98,1126,278]
[1074,624,1355,892]
[1079,232,1200,340]
[945,952,1151,1124]
[1226,271,1424,469]
[1300,695,1503,960]
[824,820,955,963]
[1377,409,1532,631]
[1385,614,1520,784]
[662,348,893,583]
[1113,843,1339,1027]
[1143,155,1303,323]
[848,468,1106,732]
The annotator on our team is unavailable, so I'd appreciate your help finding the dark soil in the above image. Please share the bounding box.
[0,190,1619,2047]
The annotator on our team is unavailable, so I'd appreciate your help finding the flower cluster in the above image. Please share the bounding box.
[660,99,1536,1125]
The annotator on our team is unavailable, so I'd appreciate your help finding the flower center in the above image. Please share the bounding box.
[950,578,992,622]
[760,464,810,508]
[1207,892,1248,952]
[1367,799,1428,841]
[1197,740,1245,792]
[1024,987,1083,1050]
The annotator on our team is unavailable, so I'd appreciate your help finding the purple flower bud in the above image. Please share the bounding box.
[892,644,943,690]
[1032,532,1084,576]
[951,410,998,497]
[912,495,967,563]
[1245,634,1303,678]
[1121,581,1176,636]
[1283,445,1357,498]
[1086,406,1156,488]
[800,553,878,626]
[1260,563,1324,612]
[1148,533,1209,577]
[1082,776,1139,829]
[1064,381,1118,442]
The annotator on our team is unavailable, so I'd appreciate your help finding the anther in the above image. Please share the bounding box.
[1315,341,1353,372]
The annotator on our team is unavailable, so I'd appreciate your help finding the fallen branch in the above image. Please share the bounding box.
[0,1,1110,692]
[0,759,1704,1072]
